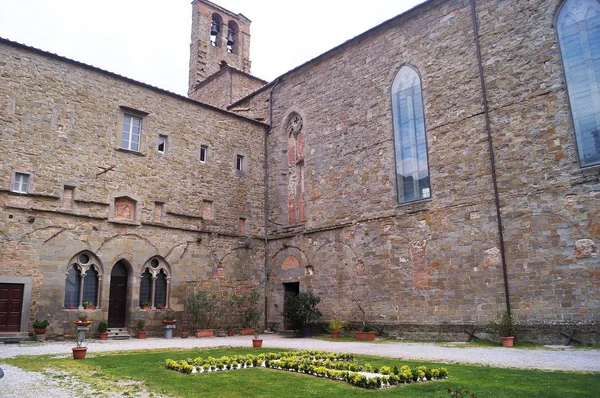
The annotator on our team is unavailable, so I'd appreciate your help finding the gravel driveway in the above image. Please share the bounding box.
[2,335,599,397]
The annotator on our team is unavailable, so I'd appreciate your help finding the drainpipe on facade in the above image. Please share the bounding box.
[264,79,281,329]
[469,0,512,315]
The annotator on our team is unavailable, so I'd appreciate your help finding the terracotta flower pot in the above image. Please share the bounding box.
[501,336,514,347]
[239,327,254,335]
[72,347,87,360]
[161,320,177,325]
[194,329,214,338]
[138,331,147,339]
[227,330,234,336]
[142,306,151,310]
[85,305,95,310]
[331,331,340,339]
[252,339,263,348]
[34,328,47,335]
[354,331,375,341]
[73,321,92,327]
[99,332,108,340]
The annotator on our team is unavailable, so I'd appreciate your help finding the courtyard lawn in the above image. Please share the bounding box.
[5,347,599,397]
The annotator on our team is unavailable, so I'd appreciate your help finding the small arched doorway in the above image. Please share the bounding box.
[108,260,128,327]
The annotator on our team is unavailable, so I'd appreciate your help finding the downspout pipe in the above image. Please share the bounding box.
[469,0,511,315]
[264,79,281,329]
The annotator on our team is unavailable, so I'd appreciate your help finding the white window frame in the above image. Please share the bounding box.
[121,114,142,152]
[200,145,208,163]
[236,154,245,171]
[11,172,31,194]
[157,134,167,154]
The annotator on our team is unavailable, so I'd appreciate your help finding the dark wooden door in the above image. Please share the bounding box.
[108,261,128,328]
[283,282,300,330]
[0,283,24,332]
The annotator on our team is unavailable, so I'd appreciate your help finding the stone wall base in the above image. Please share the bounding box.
[317,323,600,345]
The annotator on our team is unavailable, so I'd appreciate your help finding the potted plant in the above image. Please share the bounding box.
[141,301,151,310]
[156,303,164,310]
[98,321,108,340]
[354,324,375,341]
[329,319,345,338]
[33,319,50,335]
[353,299,375,341]
[185,289,217,337]
[136,320,147,339]
[489,310,516,347]
[161,310,177,325]
[252,326,263,348]
[74,312,92,327]
[230,289,261,335]
[72,314,91,359]
[281,291,322,337]
[181,327,189,339]
[83,301,95,310]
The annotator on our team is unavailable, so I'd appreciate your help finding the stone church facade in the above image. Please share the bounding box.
[1,0,599,343]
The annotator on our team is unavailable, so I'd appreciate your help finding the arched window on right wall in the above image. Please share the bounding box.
[557,0,600,167]
[391,65,431,203]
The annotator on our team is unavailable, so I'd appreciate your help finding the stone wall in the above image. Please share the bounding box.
[263,0,599,343]
[189,66,266,109]
[0,39,266,337]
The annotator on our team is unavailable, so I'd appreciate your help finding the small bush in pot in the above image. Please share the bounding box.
[33,319,50,334]
[281,291,322,336]
[489,310,516,346]
[98,321,108,340]
[136,320,147,339]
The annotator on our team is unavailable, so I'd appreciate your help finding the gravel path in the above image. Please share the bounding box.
[1,335,599,397]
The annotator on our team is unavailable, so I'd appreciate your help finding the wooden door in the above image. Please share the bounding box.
[0,283,24,332]
[108,261,128,328]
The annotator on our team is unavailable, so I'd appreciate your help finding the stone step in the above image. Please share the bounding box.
[107,327,131,340]
[0,332,31,343]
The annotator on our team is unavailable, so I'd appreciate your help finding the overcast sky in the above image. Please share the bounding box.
[0,0,427,96]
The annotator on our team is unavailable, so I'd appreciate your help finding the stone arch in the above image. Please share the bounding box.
[64,250,103,309]
[140,256,171,308]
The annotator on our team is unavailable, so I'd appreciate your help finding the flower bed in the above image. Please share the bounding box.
[165,350,448,389]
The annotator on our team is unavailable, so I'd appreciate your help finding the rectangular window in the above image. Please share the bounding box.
[200,145,208,163]
[236,154,245,171]
[158,135,167,153]
[12,172,30,193]
[121,114,142,151]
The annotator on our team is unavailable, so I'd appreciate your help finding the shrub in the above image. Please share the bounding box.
[281,291,322,330]
[33,319,50,329]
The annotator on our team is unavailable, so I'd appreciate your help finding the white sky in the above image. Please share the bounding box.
[0,0,427,96]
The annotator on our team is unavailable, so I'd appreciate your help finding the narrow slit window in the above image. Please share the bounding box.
[200,145,208,163]
[236,154,244,171]
[158,135,167,153]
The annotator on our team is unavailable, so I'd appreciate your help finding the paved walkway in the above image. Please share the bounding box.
[1,335,599,397]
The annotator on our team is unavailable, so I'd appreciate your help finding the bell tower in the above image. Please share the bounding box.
[188,0,252,97]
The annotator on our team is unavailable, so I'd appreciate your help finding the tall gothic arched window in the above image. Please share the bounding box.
[557,0,600,167]
[64,251,102,309]
[139,257,171,308]
[391,65,431,203]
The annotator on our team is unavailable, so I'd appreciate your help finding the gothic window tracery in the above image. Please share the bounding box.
[64,251,102,309]
[139,257,171,308]
[286,113,305,224]
[557,0,600,167]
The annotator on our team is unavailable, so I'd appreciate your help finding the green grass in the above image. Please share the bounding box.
[5,347,600,397]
